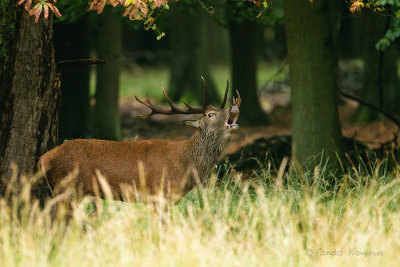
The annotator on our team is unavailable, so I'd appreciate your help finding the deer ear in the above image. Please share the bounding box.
[184,120,201,128]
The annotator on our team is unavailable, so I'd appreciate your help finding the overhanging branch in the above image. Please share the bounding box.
[57,59,107,68]
[340,91,400,127]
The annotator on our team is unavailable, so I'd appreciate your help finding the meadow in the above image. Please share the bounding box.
[2,62,398,266]
[0,160,399,267]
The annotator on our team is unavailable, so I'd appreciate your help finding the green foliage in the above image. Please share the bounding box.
[352,0,400,49]
[224,0,278,26]
[370,0,400,50]
[379,0,400,6]
[53,0,88,24]
[376,17,400,50]
[14,0,277,38]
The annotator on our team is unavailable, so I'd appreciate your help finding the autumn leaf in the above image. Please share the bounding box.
[156,31,165,40]
[109,0,119,7]
[140,3,148,16]
[34,3,43,23]
[15,0,26,7]
[96,0,108,14]
[135,0,141,8]
[350,0,364,13]
[25,0,33,11]
[154,0,162,7]
[47,3,62,18]
[122,0,135,7]
[43,3,49,19]
[86,0,103,13]
[122,5,132,16]
[16,0,168,36]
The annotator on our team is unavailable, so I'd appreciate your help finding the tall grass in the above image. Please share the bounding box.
[0,161,399,266]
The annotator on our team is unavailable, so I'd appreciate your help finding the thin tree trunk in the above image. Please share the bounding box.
[207,10,229,65]
[284,0,344,170]
[227,1,268,125]
[93,10,121,141]
[54,16,90,142]
[353,12,400,122]
[0,9,59,195]
[168,3,220,105]
[273,24,287,60]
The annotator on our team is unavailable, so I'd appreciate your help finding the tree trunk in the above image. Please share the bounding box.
[54,17,91,143]
[227,5,269,125]
[92,10,121,141]
[339,13,363,59]
[206,6,230,65]
[273,24,287,60]
[0,9,59,194]
[353,12,400,122]
[284,0,344,170]
[168,3,221,105]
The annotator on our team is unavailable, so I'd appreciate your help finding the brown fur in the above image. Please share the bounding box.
[38,106,239,203]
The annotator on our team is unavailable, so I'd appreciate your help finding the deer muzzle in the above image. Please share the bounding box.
[226,106,239,130]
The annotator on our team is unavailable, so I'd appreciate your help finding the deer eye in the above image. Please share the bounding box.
[208,113,216,117]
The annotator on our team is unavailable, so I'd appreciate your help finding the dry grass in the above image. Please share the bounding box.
[0,162,399,267]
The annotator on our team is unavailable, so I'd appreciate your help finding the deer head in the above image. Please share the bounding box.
[135,77,241,137]
[135,77,241,187]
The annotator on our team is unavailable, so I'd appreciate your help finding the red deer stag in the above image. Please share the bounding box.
[38,78,241,203]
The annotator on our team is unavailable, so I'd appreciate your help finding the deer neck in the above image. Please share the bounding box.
[182,129,231,181]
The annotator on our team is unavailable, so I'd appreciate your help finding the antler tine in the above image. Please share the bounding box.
[138,112,153,119]
[160,84,185,113]
[135,83,207,118]
[232,90,241,108]
[220,80,229,109]
[178,77,208,112]
[135,95,162,118]
[236,90,241,107]
[200,76,208,110]
[180,98,198,111]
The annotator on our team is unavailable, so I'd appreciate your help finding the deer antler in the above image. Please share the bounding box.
[220,80,229,109]
[233,90,241,108]
[135,77,208,118]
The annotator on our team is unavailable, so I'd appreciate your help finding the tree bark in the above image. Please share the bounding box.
[92,10,122,141]
[206,6,230,65]
[284,0,344,170]
[54,16,91,143]
[0,8,59,193]
[168,3,221,105]
[227,3,269,125]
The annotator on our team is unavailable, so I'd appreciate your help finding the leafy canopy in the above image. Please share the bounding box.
[15,0,271,39]
[16,0,170,30]
[348,0,400,50]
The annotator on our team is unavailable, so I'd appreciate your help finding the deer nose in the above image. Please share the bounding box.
[229,106,239,114]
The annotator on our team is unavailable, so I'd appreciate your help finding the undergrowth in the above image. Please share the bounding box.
[0,159,399,266]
